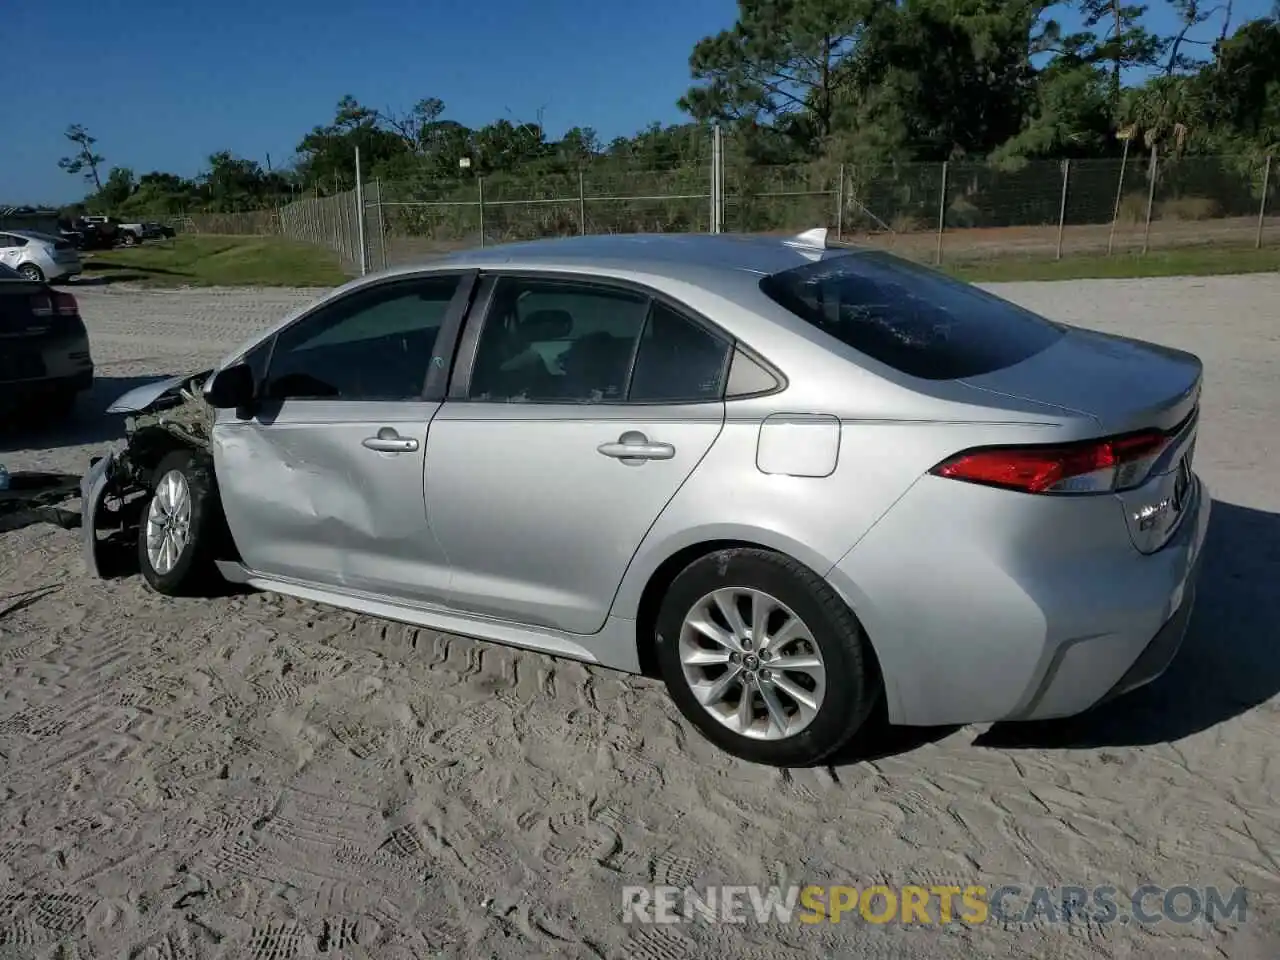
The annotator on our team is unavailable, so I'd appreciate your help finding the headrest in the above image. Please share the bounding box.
[520,309,573,340]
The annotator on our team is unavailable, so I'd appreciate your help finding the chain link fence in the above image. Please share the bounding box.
[262,130,1275,275]
[358,157,714,270]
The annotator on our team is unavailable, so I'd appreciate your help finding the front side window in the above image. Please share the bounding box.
[468,277,732,404]
[263,276,459,401]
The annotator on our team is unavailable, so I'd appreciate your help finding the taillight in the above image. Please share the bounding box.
[52,291,78,316]
[931,430,1171,494]
[30,292,78,317]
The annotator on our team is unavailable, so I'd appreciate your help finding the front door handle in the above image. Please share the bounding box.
[597,430,676,463]
[363,427,419,453]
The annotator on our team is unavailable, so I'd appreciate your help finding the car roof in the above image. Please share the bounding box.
[7,229,58,242]
[433,231,857,284]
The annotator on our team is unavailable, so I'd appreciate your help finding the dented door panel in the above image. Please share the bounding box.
[212,399,450,603]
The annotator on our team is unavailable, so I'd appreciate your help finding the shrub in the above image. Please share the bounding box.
[947,195,981,229]
[890,212,926,233]
[1116,192,1150,225]
[1156,196,1220,221]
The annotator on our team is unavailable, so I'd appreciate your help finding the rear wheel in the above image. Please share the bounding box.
[136,450,224,596]
[122,232,138,246]
[17,263,44,283]
[654,548,880,766]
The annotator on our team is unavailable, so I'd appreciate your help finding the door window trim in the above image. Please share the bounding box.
[243,269,478,405]
[446,269,782,405]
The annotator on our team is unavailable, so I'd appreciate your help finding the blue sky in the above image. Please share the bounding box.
[3,0,1268,205]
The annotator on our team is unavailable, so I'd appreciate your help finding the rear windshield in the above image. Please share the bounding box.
[759,251,1065,380]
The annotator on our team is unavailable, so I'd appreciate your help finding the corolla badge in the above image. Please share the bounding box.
[1134,459,1192,531]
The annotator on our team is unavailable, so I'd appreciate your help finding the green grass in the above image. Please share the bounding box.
[945,244,1280,283]
[81,234,1279,289]
[81,235,349,288]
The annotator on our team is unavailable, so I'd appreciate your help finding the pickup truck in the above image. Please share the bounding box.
[69,216,119,250]
[117,221,170,245]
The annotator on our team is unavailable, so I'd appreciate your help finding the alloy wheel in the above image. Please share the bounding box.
[678,587,827,740]
[145,469,192,575]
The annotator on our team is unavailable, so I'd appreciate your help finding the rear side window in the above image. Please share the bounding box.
[759,252,1064,380]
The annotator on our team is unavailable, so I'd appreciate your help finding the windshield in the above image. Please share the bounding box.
[759,251,1065,380]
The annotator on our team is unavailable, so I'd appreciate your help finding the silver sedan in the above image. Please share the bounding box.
[81,231,1209,765]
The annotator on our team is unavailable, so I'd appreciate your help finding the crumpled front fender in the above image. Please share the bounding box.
[80,450,117,578]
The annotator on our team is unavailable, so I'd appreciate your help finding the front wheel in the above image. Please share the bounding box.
[137,449,224,595]
[654,548,881,766]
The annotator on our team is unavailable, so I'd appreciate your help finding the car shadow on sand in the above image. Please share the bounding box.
[975,497,1280,750]
[0,374,177,454]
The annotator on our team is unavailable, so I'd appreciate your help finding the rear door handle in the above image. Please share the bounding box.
[363,428,419,453]
[597,431,675,462]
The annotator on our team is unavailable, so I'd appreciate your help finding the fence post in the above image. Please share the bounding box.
[375,178,388,271]
[934,161,948,266]
[334,193,342,261]
[578,169,587,236]
[836,164,845,242]
[1056,159,1070,261]
[1142,143,1158,255]
[1107,137,1131,256]
[355,146,367,276]
[477,177,485,248]
[334,191,342,258]
[710,124,722,234]
[1257,155,1272,250]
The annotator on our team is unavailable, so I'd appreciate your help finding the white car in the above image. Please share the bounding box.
[0,229,83,282]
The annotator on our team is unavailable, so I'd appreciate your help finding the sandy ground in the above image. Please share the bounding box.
[1,276,1278,959]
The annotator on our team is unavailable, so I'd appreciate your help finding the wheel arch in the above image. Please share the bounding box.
[627,531,888,701]
[121,426,241,565]
[124,425,208,478]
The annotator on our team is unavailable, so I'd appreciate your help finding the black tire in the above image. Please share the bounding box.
[17,263,44,283]
[136,449,224,596]
[654,548,881,767]
[122,232,137,246]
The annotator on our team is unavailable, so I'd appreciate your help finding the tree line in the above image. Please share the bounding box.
[59,0,1279,219]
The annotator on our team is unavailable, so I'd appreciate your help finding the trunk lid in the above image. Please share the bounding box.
[959,326,1202,435]
[961,326,1203,554]
[0,281,51,332]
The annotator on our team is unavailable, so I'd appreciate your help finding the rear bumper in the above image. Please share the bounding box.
[826,471,1211,727]
[1095,551,1200,706]
[44,258,83,280]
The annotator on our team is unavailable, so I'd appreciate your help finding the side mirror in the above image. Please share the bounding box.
[205,362,257,411]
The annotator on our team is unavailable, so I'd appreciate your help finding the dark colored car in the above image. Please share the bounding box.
[71,216,119,251]
[58,225,87,250]
[0,262,94,420]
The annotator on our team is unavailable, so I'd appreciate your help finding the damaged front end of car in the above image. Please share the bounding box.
[81,370,217,577]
